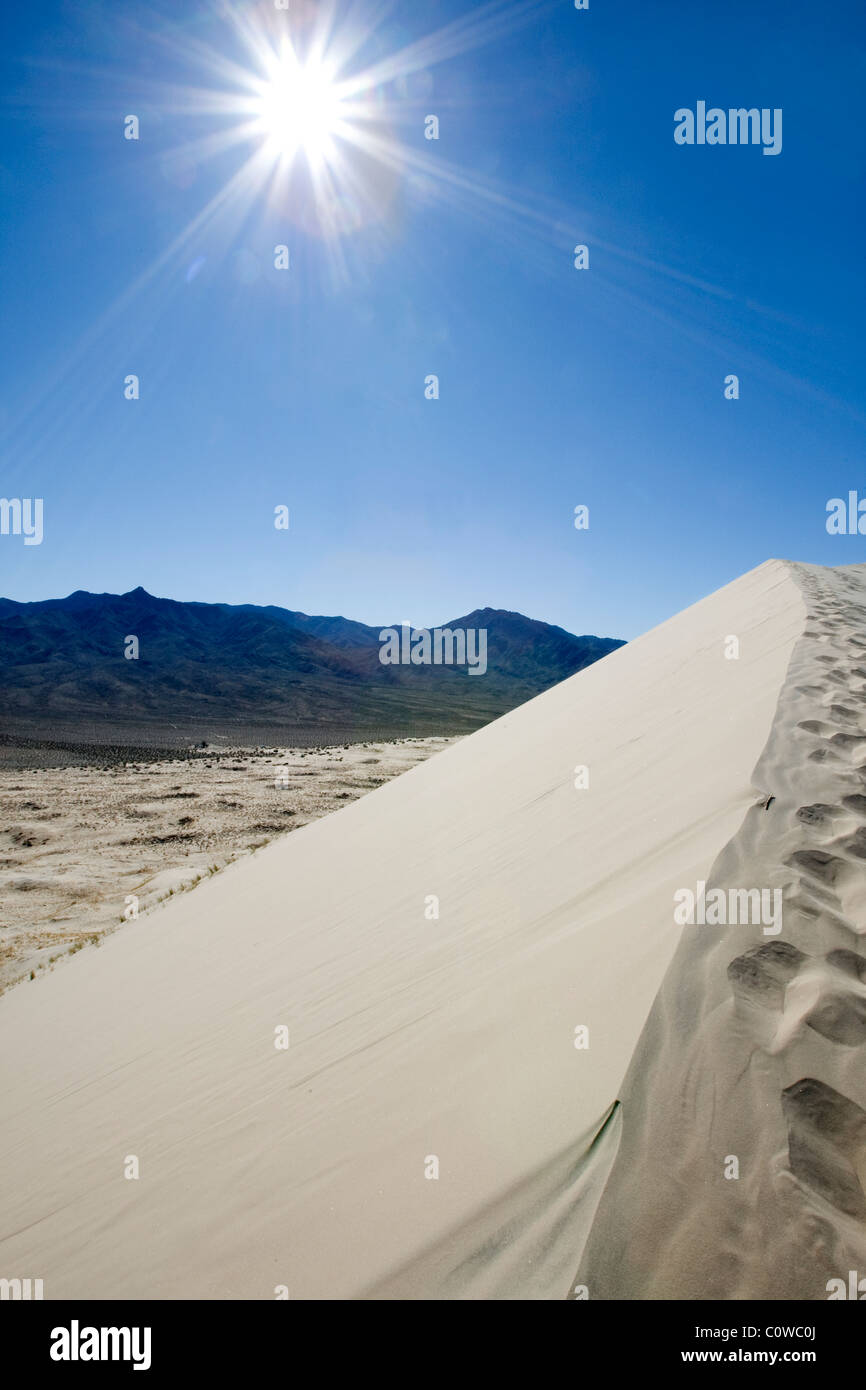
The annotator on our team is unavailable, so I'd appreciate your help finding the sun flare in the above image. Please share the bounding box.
[138,0,551,262]
[253,56,342,163]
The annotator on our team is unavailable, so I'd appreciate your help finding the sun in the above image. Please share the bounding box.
[135,1,553,259]
[253,54,343,164]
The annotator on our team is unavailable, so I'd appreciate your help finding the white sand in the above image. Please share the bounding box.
[0,560,807,1299]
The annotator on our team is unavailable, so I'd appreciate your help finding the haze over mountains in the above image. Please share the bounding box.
[0,587,624,747]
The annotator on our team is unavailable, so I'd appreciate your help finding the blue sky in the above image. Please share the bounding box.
[0,0,864,639]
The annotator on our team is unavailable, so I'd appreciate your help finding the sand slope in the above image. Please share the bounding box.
[0,560,804,1299]
[576,562,866,1300]
[0,738,452,991]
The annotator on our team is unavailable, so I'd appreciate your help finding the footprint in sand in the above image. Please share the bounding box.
[785,844,866,932]
[808,747,843,764]
[826,704,864,725]
[796,803,852,829]
[728,942,866,1050]
[782,1078,866,1220]
[785,848,848,888]
[797,721,866,763]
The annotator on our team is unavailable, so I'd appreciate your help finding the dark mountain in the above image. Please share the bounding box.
[214,603,380,649]
[0,588,624,747]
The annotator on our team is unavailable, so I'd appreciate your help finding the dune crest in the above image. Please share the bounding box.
[577,562,866,1300]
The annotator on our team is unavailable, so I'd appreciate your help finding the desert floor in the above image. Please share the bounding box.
[0,736,456,993]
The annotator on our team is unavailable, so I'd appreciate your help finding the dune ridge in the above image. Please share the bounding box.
[576,561,866,1300]
[0,560,806,1299]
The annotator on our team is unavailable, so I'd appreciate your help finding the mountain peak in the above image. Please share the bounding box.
[0,588,625,742]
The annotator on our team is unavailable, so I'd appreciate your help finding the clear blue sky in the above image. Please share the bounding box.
[0,0,863,639]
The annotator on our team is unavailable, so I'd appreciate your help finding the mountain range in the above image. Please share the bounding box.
[0,588,624,746]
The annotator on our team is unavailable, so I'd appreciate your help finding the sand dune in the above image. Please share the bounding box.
[0,560,817,1299]
[576,562,866,1300]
